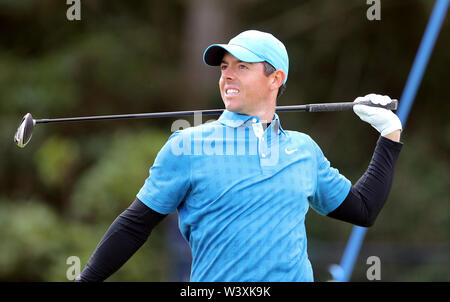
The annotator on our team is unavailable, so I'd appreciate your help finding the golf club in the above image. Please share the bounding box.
[14,99,398,148]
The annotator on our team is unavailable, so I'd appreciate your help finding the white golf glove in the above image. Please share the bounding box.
[353,93,402,136]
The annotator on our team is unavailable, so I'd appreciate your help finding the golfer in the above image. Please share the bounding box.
[77,30,403,282]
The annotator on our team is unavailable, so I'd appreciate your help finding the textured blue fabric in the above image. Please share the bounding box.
[137,110,351,281]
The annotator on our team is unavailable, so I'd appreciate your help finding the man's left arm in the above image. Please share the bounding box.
[327,135,402,226]
[327,94,403,226]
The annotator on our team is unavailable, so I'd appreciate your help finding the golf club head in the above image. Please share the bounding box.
[14,113,35,148]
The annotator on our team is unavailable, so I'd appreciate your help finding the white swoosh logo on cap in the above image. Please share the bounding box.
[285,148,298,155]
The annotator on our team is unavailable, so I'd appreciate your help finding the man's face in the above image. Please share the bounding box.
[219,52,273,116]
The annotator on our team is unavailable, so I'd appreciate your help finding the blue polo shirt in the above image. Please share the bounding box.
[137,110,351,281]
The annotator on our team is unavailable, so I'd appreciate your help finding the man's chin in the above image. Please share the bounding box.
[224,101,245,114]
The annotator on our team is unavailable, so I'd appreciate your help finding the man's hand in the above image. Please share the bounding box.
[353,94,402,140]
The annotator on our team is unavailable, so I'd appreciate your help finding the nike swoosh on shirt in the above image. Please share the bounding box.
[285,148,298,155]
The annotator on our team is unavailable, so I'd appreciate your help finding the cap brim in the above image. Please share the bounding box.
[203,44,264,66]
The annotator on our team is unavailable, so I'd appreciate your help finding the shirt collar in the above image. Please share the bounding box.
[218,110,286,135]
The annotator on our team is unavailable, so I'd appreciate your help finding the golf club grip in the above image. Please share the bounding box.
[308,99,398,112]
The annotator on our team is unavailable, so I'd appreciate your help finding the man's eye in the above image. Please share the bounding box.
[239,64,248,69]
[220,65,227,70]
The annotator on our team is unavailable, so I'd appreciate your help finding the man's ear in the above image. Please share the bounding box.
[271,70,286,90]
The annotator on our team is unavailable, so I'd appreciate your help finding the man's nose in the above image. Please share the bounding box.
[221,67,235,80]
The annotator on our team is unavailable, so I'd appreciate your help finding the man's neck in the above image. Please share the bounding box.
[248,107,276,124]
[261,121,272,131]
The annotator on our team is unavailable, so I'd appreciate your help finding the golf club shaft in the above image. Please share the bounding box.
[34,100,397,124]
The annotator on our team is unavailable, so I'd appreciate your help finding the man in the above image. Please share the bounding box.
[77,30,403,282]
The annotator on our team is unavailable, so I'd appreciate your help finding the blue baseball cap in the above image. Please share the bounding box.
[203,30,289,84]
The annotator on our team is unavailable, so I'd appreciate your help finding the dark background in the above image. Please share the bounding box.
[0,0,449,281]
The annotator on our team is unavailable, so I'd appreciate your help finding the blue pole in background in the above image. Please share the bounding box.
[329,226,367,282]
[330,0,449,282]
[397,0,450,124]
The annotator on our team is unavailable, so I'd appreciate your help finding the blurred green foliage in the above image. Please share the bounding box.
[35,136,81,188]
[70,129,167,221]
[0,0,449,281]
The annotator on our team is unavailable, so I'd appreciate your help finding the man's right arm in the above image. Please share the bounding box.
[76,198,166,282]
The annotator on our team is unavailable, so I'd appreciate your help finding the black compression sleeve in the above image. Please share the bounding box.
[76,198,167,282]
[327,136,403,227]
